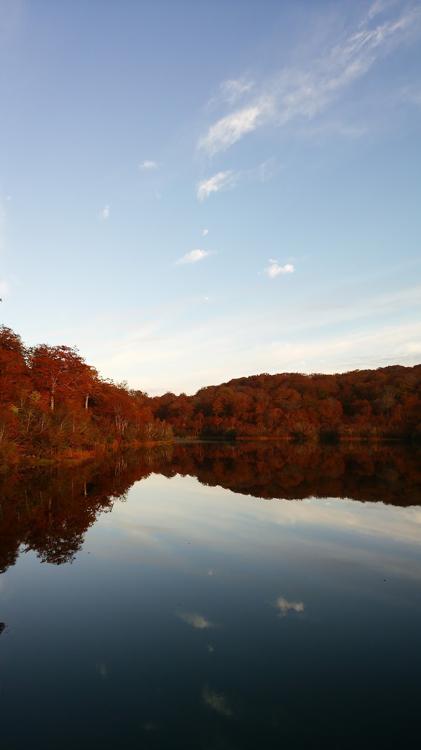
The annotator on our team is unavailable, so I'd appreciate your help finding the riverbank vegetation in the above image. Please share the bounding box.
[1,325,420,465]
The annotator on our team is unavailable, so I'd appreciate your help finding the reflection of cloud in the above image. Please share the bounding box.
[275,596,305,617]
[178,611,214,629]
[203,685,232,717]
[93,474,421,586]
[142,722,157,732]
[96,661,108,678]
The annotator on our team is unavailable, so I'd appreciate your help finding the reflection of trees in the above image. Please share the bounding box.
[156,442,421,507]
[0,442,419,575]
[0,451,160,574]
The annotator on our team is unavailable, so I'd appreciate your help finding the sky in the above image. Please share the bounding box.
[0,0,421,395]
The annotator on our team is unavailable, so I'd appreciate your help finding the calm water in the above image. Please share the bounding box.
[0,442,420,749]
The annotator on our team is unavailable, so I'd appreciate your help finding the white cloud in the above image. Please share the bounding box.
[197,162,276,201]
[199,99,273,155]
[100,205,110,220]
[176,249,210,265]
[264,260,294,278]
[198,4,421,154]
[178,611,214,629]
[139,160,158,170]
[197,170,236,201]
[275,596,305,617]
[202,228,209,237]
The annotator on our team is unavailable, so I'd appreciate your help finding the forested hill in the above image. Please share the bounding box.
[151,367,421,441]
[1,324,420,465]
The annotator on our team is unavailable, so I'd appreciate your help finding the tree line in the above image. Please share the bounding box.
[1,324,420,464]
[152,366,421,441]
[0,326,171,464]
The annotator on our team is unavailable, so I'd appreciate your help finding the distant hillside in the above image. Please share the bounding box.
[150,366,421,441]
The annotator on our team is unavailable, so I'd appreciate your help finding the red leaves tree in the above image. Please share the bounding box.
[29,345,97,412]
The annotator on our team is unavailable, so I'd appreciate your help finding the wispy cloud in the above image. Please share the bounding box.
[202,228,209,237]
[275,596,305,617]
[178,611,214,629]
[176,249,210,265]
[401,84,421,105]
[264,260,294,279]
[100,205,110,220]
[139,160,158,170]
[298,120,368,139]
[198,2,421,154]
[73,280,421,396]
[197,170,236,201]
[199,99,273,155]
[197,161,275,201]
[217,77,255,105]
[366,0,400,22]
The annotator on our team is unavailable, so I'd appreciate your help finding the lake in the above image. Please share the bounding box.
[0,442,420,749]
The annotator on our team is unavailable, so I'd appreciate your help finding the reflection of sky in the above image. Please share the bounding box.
[86,473,421,580]
[1,471,421,748]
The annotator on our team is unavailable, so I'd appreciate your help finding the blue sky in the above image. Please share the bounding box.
[1,0,421,394]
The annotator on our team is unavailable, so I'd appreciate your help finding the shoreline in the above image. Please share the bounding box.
[2,434,419,472]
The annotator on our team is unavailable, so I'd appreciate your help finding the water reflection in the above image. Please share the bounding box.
[0,442,420,749]
[0,442,420,574]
